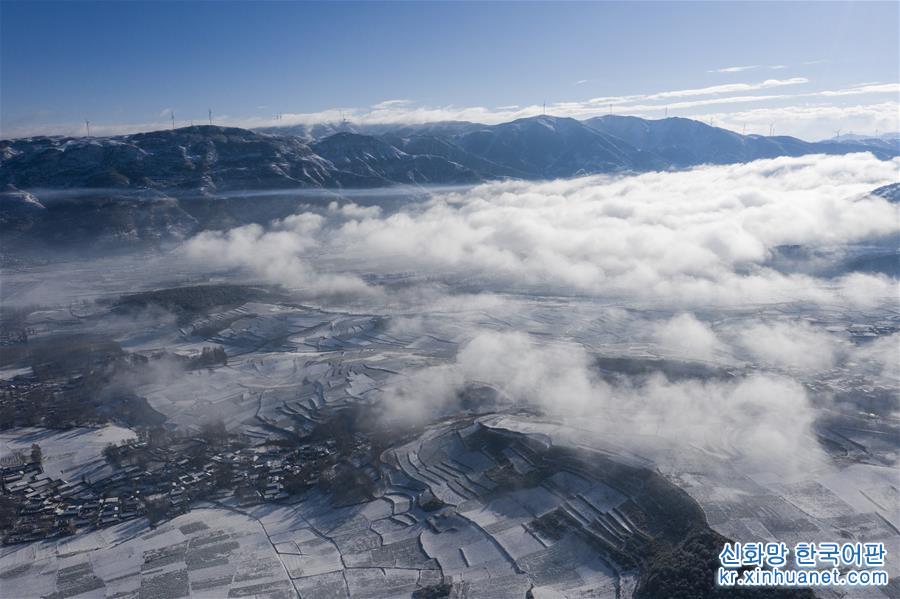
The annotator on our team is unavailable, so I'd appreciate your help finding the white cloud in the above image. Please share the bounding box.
[8,76,898,141]
[654,313,723,361]
[582,78,808,111]
[182,213,376,299]
[851,333,900,385]
[708,64,793,74]
[378,330,826,475]
[253,80,896,140]
[735,321,840,373]
[182,153,900,314]
[700,101,900,140]
[709,65,762,74]
[328,154,897,307]
[328,200,382,220]
[372,99,414,109]
[618,93,787,113]
[821,83,900,97]
[639,77,809,100]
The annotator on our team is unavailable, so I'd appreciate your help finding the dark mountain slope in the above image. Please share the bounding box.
[0,126,340,191]
[382,134,530,179]
[454,115,664,177]
[311,132,483,185]
[583,115,897,166]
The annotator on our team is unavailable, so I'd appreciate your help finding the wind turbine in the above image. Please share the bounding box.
[85,119,91,137]
[834,128,841,140]
[208,109,213,126]
[171,111,175,130]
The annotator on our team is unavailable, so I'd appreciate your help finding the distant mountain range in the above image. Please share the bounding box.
[3,115,897,192]
[818,131,900,153]
[1,115,897,248]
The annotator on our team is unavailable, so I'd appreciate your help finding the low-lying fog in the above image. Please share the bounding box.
[3,152,898,478]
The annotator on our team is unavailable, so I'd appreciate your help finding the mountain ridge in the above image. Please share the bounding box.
[1,117,897,249]
[3,116,895,194]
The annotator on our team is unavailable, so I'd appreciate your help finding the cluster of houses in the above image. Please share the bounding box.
[0,429,368,546]
[1,453,158,545]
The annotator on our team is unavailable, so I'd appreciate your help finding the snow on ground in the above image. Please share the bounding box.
[484,413,900,599]
[0,366,32,381]
[0,426,136,481]
[0,507,294,599]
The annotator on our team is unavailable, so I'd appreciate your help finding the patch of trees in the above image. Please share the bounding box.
[136,426,170,448]
[306,406,384,458]
[143,495,170,527]
[27,335,124,378]
[419,490,445,512]
[199,418,228,446]
[210,462,234,491]
[114,285,268,323]
[0,495,18,531]
[635,528,816,599]
[0,348,168,430]
[412,582,452,599]
[320,463,375,506]
[102,443,123,467]
[530,509,570,542]
[29,443,42,465]
[1,383,105,429]
[187,346,227,369]
[282,463,318,495]
[308,411,357,451]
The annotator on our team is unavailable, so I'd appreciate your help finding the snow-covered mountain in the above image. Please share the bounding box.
[311,132,482,185]
[818,131,900,153]
[582,115,898,166]
[451,115,666,177]
[2,116,897,248]
[4,117,894,193]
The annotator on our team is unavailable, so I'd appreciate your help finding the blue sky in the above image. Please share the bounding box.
[1,1,898,139]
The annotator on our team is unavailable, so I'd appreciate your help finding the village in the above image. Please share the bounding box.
[0,420,377,546]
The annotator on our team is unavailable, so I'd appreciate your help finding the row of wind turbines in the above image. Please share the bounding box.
[84,109,216,136]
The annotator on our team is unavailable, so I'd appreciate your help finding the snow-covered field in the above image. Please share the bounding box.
[0,426,136,481]
[1,161,898,597]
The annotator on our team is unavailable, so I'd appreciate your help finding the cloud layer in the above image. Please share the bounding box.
[377,330,825,476]
[184,152,899,310]
[181,152,898,472]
